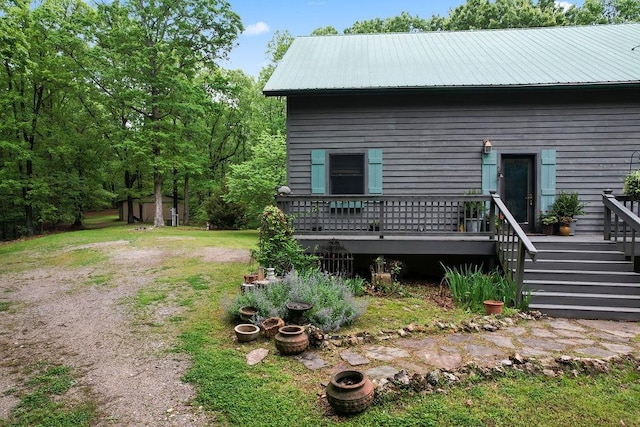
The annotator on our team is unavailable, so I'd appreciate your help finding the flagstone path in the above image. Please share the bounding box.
[249,318,640,381]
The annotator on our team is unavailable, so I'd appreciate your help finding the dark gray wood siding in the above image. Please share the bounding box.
[285,89,640,233]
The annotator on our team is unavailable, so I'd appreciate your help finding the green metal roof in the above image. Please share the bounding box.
[263,24,640,95]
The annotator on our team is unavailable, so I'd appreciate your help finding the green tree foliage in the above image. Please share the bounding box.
[225,133,286,222]
[310,25,339,35]
[0,0,110,237]
[344,11,430,33]
[202,185,249,229]
[91,0,243,227]
[432,0,639,30]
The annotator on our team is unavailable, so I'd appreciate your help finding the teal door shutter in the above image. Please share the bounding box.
[540,149,556,212]
[311,149,326,194]
[368,149,383,194]
[481,151,498,194]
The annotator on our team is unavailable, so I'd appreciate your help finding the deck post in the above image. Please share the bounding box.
[514,239,526,305]
[488,191,497,239]
[603,190,613,240]
[378,199,384,239]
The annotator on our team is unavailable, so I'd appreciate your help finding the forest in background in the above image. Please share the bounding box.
[1,0,638,240]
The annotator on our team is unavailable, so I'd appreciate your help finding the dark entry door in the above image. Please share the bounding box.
[502,156,535,232]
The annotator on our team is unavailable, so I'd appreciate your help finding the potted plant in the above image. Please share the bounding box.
[550,191,585,235]
[463,190,485,232]
[558,216,573,236]
[623,170,640,201]
[539,210,557,235]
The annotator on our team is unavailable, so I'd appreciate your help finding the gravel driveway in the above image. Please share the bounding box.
[0,239,250,426]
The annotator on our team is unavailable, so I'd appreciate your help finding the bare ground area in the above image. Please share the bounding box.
[0,240,251,426]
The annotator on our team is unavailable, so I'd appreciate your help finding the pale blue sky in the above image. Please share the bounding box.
[224,0,579,77]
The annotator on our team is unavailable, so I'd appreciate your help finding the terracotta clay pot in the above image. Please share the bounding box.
[326,370,374,414]
[274,325,308,355]
[243,273,258,284]
[559,224,571,236]
[484,300,504,315]
[261,317,284,339]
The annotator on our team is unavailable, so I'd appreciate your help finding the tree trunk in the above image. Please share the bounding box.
[72,208,83,228]
[172,168,178,211]
[125,170,136,223]
[24,158,34,236]
[183,175,190,225]
[153,169,164,227]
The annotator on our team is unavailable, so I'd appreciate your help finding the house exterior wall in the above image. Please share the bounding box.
[285,88,640,233]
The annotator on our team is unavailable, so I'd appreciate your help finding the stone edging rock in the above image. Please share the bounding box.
[309,311,545,349]
[371,353,640,403]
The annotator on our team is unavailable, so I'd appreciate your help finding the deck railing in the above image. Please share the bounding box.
[490,192,537,302]
[276,194,493,236]
[603,190,640,264]
[277,193,536,301]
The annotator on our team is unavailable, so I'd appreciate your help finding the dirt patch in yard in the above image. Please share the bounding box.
[0,244,250,426]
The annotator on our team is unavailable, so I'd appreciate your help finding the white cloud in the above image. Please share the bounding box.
[555,1,574,11]
[244,21,270,36]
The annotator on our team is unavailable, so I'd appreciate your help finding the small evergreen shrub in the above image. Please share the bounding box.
[202,186,250,229]
[227,269,367,332]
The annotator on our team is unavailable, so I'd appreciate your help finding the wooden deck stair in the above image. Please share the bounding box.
[523,240,640,321]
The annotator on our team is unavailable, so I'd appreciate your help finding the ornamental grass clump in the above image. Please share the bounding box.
[441,263,518,313]
[227,269,367,332]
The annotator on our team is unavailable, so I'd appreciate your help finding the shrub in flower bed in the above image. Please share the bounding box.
[227,269,367,332]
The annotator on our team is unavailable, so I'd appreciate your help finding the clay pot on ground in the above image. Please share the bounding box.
[243,273,258,284]
[326,370,375,414]
[558,224,571,236]
[234,324,260,343]
[238,306,258,322]
[274,325,308,355]
[372,272,392,286]
[483,300,504,315]
[261,317,284,339]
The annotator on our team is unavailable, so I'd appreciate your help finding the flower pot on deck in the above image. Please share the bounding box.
[465,218,483,233]
[558,224,571,236]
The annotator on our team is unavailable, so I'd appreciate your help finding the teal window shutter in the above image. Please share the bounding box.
[368,149,383,194]
[540,149,556,212]
[311,149,326,194]
[481,151,498,194]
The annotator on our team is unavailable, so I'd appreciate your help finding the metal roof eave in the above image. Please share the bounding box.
[262,81,640,97]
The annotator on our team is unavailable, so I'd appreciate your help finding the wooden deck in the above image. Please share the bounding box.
[295,233,495,256]
[295,232,610,256]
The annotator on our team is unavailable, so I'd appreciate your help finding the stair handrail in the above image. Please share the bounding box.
[602,190,640,265]
[490,192,537,303]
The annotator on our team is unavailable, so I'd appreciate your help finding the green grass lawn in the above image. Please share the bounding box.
[1,215,638,427]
